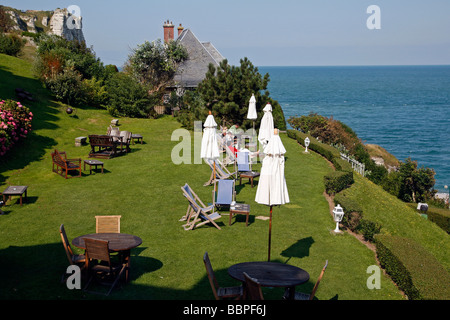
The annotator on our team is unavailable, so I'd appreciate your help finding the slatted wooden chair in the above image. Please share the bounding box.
[83,238,127,296]
[243,272,264,300]
[95,215,121,233]
[203,252,243,300]
[283,260,328,300]
[180,184,221,230]
[51,149,82,179]
[59,224,85,282]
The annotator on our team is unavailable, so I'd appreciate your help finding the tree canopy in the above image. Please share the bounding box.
[178,57,286,130]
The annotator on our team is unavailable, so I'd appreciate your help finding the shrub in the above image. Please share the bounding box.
[104,72,157,118]
[0,99,33,156]
[427,206,450,234]
[356,219,381,241]
[0,33,25,56]
[324,170,354,195]
[334,193,363,231]
[375,235,450,300]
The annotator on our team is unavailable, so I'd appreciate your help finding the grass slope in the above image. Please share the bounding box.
[0,53,405,300]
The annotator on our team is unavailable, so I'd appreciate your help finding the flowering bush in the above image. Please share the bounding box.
[0,99,33,156]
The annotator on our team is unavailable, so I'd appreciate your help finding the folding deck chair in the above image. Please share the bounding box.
[204,159,237,186]
[180,183,222,230]
[237,151,251,173]
[214,179,236,209]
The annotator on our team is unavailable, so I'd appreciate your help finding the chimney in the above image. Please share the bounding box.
[163,20,174,43]
[177,23,184,37]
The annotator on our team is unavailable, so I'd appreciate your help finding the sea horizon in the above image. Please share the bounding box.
[260,65,450,192]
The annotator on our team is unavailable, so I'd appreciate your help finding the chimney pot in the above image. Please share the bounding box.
[163,20,175,43]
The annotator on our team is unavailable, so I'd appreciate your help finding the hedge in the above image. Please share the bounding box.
[406,203,450,234]
[324,170,354,195]
[427,207,450,234]
[287,129,340,162]
[375,235,450,300]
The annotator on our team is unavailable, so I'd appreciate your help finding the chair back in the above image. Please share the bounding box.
[95,215,121,233]
[309,260,328,300]
[182,184,200,212]
[216,179,234,205]
[237,152,250,172]
[203,252,220,300]
[120,131,132,143]
[84,238,111,265]
[243,272,264,300]
[60,224,75,264]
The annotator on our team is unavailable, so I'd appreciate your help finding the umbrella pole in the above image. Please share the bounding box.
[213,162,217,206]
[268,205,273,261]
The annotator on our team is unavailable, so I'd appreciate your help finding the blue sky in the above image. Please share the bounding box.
[3,0,450,67]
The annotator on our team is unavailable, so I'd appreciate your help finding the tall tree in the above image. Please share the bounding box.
[196,57,286,130]
[128,39,188,93]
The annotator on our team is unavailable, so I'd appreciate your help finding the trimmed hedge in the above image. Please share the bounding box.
[324,170,354,195]
[287,129,340,162]
[375,235,450,300]
[428,207,450,234]
[406,203,450,234]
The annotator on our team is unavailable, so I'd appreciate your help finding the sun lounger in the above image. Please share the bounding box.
[181,183,222,230]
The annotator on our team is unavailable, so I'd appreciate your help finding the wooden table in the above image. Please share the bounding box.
[2,185,28,206]
[228,261,309,299]
[84,159,104,174]
[72,233,142,282]
[229,203,250,226]
[131,134,143,144]
[239,171,260,188]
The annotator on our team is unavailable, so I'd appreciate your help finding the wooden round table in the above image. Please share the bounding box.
[72,233,142,282]
[228,261,310,299]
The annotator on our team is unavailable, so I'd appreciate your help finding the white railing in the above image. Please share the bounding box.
[340,153,366,177]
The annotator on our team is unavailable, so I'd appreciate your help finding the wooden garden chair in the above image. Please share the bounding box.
[180,184,221,230]
[243,272,264,300]
[95,215,121,233]
[203,252,243,300]
[283,260,328,300]
[83,238,127,296]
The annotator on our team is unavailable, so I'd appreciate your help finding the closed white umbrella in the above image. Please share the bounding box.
[201,112,220,160]
[201,112,220,204]
[247,93,257,120]
[255,129,289,261]
[257,103,274,148]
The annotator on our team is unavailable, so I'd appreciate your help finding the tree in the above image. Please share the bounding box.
[193,57,286,130]
[396,158,436,203]
[128,39,188,93]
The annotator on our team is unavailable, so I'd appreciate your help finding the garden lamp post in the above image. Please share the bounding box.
[333,204,345,233]
[304,137,310,153]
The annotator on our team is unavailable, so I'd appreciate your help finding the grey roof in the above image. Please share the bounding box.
[173,29,225,88]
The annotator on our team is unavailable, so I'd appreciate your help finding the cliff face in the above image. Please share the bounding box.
[4,7,85,42]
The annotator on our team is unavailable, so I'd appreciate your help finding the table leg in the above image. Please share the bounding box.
[287,286,295,300]
[229,212,233,226]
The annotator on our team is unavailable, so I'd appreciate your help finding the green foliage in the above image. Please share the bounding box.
[356,219,381,241]
[0,33,25,56]
[427,206,450,234]
[128,39,187,92]
[188,57,286,130]
[375,235,450,300]
[103,72,158,118]
[324,170,354,195]
[385,158,436,203]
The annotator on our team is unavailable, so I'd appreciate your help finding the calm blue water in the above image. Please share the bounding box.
[260,66,450,191]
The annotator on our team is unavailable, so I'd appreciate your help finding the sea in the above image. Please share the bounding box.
[259,65,450,192]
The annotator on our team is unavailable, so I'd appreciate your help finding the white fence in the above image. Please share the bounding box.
[340,153,366,177]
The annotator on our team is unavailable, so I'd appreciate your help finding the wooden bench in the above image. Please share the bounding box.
[88,135,121,159]
[51,150,82,179]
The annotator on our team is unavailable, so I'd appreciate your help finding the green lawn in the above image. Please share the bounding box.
[0,53,412,300]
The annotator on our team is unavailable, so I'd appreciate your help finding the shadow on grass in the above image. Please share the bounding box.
[0,66,60,185]
[0,241,338,300]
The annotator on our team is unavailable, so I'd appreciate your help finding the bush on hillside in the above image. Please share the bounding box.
[0,99,33,156]
[0,33,25,56]
[375,235,450,300]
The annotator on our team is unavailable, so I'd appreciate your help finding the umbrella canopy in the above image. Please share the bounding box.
[247,94,257,120]
[255,130,289,206]
[257,103,274,147]
[201,113,220,160]
[255,129,289,261]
